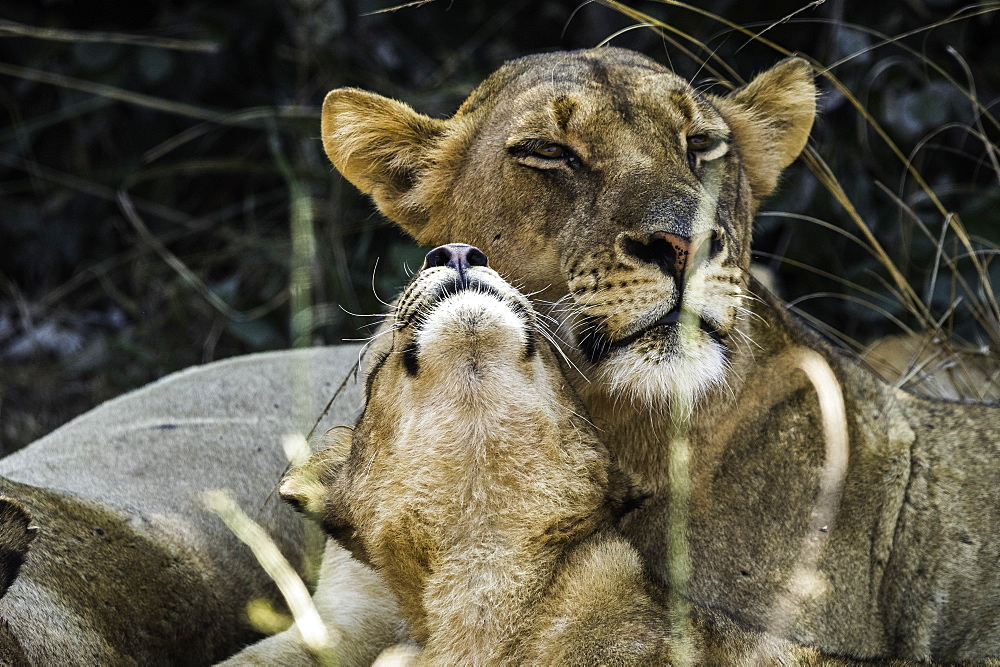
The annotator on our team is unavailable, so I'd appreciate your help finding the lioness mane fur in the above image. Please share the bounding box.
[320,47,1000,662]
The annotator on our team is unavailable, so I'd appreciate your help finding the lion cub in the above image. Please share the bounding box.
[281,244,811,665]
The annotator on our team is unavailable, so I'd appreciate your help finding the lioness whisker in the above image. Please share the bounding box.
[532,309,562,326]
[732,325,762,353]
[536,325,588,381]
[354,318,394,331]
[369,257,396,309]
[732,304,768,326]
[546,300,600,316]
[556,401,600,431]
[354,326,399,367]
[519,283,556,302]
[534,293,575,308]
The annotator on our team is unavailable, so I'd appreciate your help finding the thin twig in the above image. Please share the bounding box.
[0,19,219,52]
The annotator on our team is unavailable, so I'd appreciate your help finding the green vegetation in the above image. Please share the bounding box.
[1,0,997,452]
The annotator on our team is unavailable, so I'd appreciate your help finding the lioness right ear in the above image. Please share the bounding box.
[0,498,36,599]
[711,57,817,202]
[322,88,447,233]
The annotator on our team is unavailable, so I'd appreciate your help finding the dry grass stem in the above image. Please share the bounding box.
[202,489,337,666]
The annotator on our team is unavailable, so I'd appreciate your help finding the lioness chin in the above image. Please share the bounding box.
[322,47,1000,661]
[282,245,822,665]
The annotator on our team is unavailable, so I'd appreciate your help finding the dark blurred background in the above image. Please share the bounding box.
[2,0,998,452]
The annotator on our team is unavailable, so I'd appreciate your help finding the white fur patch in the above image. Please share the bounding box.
[416,291,527,365]
[597,328,728,418]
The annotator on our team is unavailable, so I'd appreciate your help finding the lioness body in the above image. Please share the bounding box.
[611,288,1000,659]
[0,347,390,664]
[322,47,1000,661]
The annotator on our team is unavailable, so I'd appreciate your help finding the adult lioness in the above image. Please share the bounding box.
[0,347,397,664]
[321,47,1000,661]
[282,244,822,665]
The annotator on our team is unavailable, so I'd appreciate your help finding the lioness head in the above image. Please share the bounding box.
[282,245,638,642]
[321,47,815,410]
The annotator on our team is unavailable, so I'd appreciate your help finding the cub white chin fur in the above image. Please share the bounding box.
[417,291,529,369]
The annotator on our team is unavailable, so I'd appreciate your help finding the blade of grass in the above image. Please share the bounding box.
[752,250,903,306]
[0,96,110,144]
[785,292,915,334]
[116,188,288,322]
[202,490,337,666]
[0,19,219,52]
[597,1,742,83]
[0,61,319,126]
[873,182,1000,335]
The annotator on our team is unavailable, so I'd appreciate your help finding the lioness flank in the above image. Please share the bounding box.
[321,47,1000,661]
[0,347,396,664]
[282,244,833,665]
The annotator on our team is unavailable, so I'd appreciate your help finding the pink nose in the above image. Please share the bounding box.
[649,231,692,279]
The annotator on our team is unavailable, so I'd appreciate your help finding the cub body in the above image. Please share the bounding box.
[283,250,817,665]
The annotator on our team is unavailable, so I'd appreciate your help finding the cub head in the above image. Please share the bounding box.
[321,47,816,412]
[281,244,642,635]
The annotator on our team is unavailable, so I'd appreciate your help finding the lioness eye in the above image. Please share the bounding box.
[533,143,565,158]
[687,134,713,150]
[686,133,728,170]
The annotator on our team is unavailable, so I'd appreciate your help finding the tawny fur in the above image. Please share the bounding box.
[283,263,828,665]
[320,47,1000,662]
[0,348,401,665]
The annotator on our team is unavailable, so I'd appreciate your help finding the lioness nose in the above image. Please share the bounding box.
[652,231,693,279]
[422,244,489,273]
[623,231,718,280]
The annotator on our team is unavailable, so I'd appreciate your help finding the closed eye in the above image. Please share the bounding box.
[687,134,729,162]
[364,350,390,402]
[507,140,581,169]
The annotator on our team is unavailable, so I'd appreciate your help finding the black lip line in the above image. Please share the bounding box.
[579,306,724,363]
[405,275,497,328]
[423,276,526,319]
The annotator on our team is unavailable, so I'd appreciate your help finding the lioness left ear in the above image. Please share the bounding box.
[711,57,816,202]
[321,88,447,233]
[279,428,353,516]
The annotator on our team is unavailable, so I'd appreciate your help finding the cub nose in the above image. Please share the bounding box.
[422,244,489,273]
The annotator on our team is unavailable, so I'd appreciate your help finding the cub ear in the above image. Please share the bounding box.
[321,88,447,233]
[279,427,353,517]
[0,498,36,599]
[712,57,816,201]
